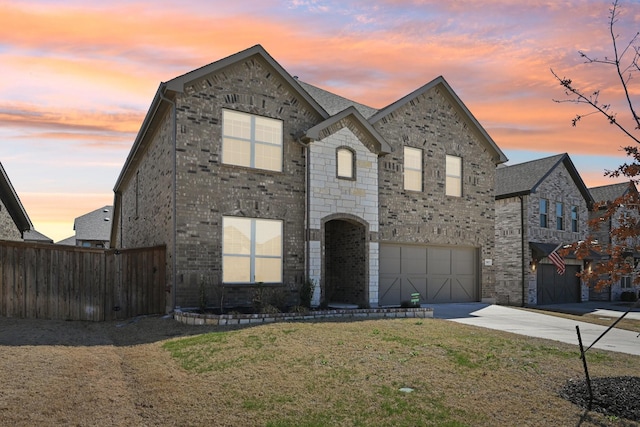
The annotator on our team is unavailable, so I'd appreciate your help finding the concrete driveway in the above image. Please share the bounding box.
[429,302,640,356]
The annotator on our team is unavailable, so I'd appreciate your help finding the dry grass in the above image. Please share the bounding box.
[0,315,638,426]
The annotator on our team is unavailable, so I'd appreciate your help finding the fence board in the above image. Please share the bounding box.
[0,240,166,321]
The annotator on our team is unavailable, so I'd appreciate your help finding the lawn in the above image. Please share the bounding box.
[0,314,638,426]
[160,318,638,426]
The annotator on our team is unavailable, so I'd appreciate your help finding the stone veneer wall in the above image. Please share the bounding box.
[308,127,380,306]
[0,198,22,241]
[373,85,497,301]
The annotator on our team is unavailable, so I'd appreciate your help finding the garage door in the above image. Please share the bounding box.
[537,264,580,304]
[379,244,478,306]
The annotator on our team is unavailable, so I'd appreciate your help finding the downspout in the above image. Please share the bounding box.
[159,89,177,311]
[519,195,526,307]
[295,132,312,301]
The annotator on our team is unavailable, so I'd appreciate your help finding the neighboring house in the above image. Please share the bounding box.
[0,162,32,241]
[58,206,113,248]
[111,44,507,311]
[23,229,54,244]
[495,153,594,306]
[588,181,640,301]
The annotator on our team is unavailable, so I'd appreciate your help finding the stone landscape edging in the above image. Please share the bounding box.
[174,307,434,326]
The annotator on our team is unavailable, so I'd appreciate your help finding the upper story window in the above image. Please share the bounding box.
[445,155,462,197]
[222,109,283,172]
[540,199,548,228]
[571,206,578,232]
[337,147,355,179]
[403,147,422,191]
[621,275,632,289]
[556,202,564,230]
[222,216,283,284]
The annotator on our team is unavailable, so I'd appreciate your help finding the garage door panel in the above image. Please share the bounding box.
[429,277,451,302]
[379,276,401,306]
[452,278,475,301]
[380,244,478,304]
[428,248,452,275]
[453,249,475,275]
[404,277,427,299]
[537,265,580,304]
[402,247,427,274]
[380,246,401,274]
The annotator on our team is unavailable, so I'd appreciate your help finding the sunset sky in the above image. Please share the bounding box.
[1,0,639,242]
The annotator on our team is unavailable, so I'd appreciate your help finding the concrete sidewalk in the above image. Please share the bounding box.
[430,302,640,356]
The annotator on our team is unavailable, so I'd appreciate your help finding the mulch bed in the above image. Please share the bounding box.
[560,376,640,421]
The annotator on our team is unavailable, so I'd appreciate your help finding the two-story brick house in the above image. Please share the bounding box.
[111,45,507,311]
[588,181,640,301]
[495,153,594,306]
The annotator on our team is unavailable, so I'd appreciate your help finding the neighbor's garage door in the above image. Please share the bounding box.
[379,244,478,306]
[537,264,580,304]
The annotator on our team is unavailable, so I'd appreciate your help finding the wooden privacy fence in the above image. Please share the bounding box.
[0,240,166,321]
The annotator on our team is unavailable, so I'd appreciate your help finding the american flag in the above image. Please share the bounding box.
[548,245,565,275]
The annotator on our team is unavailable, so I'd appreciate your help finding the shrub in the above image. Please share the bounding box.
[400,300,420,308]
[299,278,316,309]
[621,291,638,302]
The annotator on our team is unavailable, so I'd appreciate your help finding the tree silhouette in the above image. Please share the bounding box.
[551,0,640,291]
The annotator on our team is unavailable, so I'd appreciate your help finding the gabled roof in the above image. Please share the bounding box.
[496,153,594,206]
[74,205,113,242]
[589,181,636,204]
[302,106,392,154]
[114,44,330,193]
[369,76,508,165]
[0,162,32,234]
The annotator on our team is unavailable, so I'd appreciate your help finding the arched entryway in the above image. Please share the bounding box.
[323,217,368,306]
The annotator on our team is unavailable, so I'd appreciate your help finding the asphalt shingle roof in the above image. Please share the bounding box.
[297,80,379,119]
[495,153,594,206]
[589,182,632,204]
[496,153,566,198]
[74,205,113,241]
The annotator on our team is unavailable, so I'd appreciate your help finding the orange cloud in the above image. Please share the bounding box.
[0,102,143,135]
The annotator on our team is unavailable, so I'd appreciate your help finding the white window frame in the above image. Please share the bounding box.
[621,275,632,289]
[222,217,283,284]
[222,109,283,172]
[445,155,462,197]
[404,147,422,191]
[337,147,355,179]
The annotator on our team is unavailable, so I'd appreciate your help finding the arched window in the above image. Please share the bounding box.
[337,147,355,179]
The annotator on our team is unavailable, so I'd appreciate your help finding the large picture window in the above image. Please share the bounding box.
[222,217,283,283]
[445,155,462,197]
[404,147,422,191]
[222,110,283,172]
